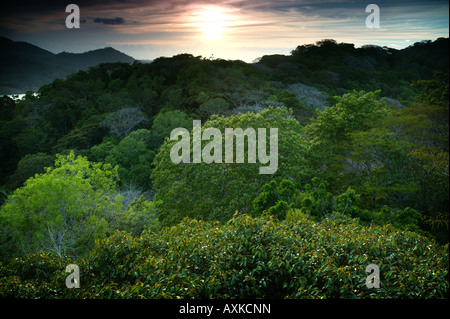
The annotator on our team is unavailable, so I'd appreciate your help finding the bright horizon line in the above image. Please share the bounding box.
[6,35,447,64]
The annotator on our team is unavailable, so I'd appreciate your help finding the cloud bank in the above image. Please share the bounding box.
[0,0,448,61]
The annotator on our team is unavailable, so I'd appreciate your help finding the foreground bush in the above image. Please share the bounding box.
[0,214,448,298]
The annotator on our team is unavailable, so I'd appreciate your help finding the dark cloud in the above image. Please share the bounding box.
[0,1,146,21]
[93,17,126,25]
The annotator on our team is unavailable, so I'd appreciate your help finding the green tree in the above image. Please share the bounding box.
[101,107,148,139]
[119,196,161,236]
[294,177,335,219]
[89,137,118,163]
[304,90,390,190]
[0,152,123,259]
[90,131,155,190]
[252,179,297,219]
[151,106,310,226]
[150,110,194,148]
[199,97,230,118]
[340,73,449,242]
[105,136,155,190]
[5,153,55,190]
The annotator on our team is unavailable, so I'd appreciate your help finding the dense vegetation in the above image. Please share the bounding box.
[0,38,448,298]
[0,214,447,298]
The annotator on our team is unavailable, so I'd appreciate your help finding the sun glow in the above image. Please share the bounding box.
[193,7,234,40]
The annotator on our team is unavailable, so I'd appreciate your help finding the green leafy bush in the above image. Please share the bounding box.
[256,177,426,237]
[119,196,161,236]
[294,177,335,218]
[252,179,297,219]
[0,252,75,298]
[1,214,447,299]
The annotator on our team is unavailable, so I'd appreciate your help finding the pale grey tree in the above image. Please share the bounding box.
[101,107,148,139]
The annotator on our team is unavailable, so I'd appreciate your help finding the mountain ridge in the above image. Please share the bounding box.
[0,37,135,94]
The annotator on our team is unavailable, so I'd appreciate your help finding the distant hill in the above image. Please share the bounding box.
[0,37,135,94]
[255,37,448,100]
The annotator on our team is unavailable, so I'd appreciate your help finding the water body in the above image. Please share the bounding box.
[4,93,38,100]
[6,94,26,100]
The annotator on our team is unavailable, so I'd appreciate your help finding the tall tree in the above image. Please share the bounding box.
[0,152,123,259]
[304,90,390,190]
[101,107,148,139]
[151,107,310,226]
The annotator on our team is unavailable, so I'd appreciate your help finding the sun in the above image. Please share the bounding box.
[193,7,231,40]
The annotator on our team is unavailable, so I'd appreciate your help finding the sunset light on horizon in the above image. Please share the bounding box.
[1,1,448,62]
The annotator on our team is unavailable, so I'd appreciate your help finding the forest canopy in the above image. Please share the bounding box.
[0,38,448,298]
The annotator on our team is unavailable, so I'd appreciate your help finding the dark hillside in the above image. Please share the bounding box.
[0,36,134,94]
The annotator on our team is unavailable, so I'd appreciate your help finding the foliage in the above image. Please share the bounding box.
[0,38,448,299]
[305,90,389,155]
[199,97,230,118]
[90,131,155,190]
[253,177,425,236]
[151,106,310,226]
[0,252,75,298]
[101,107,148,139]
[252,179,297,219]
[118,196,161,236]
[0,214,447,299]
[149,110,195,149]
[5,152,55,190]
[294,178,335,218]
[340,74,448,242]
[0,152,123,260]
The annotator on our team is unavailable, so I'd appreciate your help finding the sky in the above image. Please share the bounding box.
[1,0,448,62]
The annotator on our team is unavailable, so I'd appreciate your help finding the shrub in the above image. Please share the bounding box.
[0,252,75,298]
[253,179,297,219]
[1,214,447,299]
